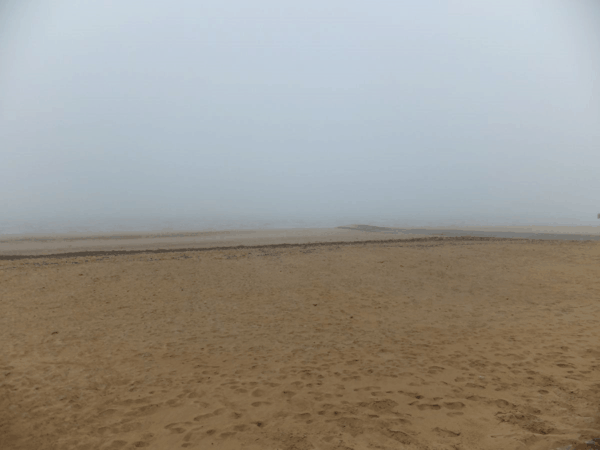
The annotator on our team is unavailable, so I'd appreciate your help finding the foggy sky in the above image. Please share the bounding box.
[1,0,600,232]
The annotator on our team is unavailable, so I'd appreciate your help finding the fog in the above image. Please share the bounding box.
[1,0,599,234]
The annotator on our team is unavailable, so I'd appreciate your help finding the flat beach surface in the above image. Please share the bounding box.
[3,225,600,258]
[2,226,600,449]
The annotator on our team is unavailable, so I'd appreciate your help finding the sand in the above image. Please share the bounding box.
[1,228,600,450]
[3,225,599,258]
[0,227,414,258]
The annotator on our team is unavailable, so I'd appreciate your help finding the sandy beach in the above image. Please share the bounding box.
[2,226,600,450]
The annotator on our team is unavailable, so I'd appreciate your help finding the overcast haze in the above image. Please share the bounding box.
[1,1,600,234]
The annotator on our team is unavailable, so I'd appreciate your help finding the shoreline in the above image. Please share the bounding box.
[1,224,599,258]
[0,235,551,261]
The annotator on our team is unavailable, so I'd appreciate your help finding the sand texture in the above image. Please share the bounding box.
[2,236,600,449]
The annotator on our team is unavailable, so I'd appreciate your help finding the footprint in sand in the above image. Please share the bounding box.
[220,432,236,438]
[193,413,212,421]
[165,424,187,434]
[443,402,465,410]
[398,391,424,399]
[417,404,441,411]
[125,404,162,417]
[433,427,461,437]
[427,366,446,374]
[494,399,512,409]
[193,408,225,421]
[116,422,142,433]
[384,429,414,445]
[465,383,485,389]
[354,386,381,392]
[251,389,266,397]
[367,399,399,412]
[251,401,271,407]
[98,409,118,417]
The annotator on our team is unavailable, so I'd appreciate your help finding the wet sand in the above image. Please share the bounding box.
[1,227,600,449]
[2,225,599,258]
[339,225,600,241]
[0,227,421,258]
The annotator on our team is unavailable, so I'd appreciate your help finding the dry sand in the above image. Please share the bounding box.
[1,228,600,450]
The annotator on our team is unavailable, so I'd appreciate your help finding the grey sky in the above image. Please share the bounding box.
[1,1,599,233]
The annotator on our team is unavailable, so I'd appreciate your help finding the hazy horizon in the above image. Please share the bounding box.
[2,1,600,235]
